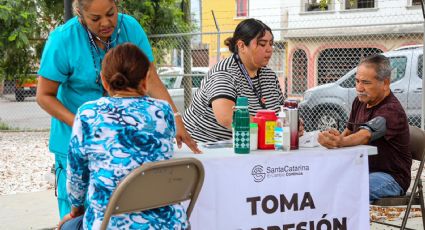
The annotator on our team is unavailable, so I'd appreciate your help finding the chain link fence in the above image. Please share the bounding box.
[0,1,424,132]
[150,28,288,114]
[151,1,425,132]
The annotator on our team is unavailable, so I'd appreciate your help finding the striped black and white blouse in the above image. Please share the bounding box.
[183,54,284,143]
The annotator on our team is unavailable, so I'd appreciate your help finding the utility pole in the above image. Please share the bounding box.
[64,0,73,22]
[211,10,220,63]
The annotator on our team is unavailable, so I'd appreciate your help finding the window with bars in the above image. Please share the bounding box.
[236,0,248,17]
[317,47,383,85]
[305,0,331,12]
[292,49,308,95]
[412,0,422,6]
[345,0,375,10]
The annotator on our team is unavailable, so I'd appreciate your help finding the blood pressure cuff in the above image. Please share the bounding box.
[359,116,387,142]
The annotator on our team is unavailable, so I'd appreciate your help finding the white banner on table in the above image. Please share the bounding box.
[189,148,370,230]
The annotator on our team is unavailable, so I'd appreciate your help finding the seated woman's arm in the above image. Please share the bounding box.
[211,98,236,129]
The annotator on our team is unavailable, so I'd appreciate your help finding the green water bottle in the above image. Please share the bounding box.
[233,97,250,154]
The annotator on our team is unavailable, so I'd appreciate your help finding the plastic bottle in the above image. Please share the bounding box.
[274,106,290,151]
[233,97,250,154]
[282,108,291,151]
[253,110,277,149]
[274,107,284,150]
[250,123,258,151]
[284,99,299,150]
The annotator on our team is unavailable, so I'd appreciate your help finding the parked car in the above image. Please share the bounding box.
[158,67,209,113]
[15,73,38,102]
[299,45,423,131]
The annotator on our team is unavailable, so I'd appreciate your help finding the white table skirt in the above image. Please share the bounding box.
[175,145,376,230]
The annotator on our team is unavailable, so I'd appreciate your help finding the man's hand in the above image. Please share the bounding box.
[175,116,202,154]
[318,128,343,149]
[327,128,341,136]
[298,118,305,137]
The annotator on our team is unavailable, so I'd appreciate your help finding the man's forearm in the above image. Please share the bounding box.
[340,129,371,147]
[340,128,352,138]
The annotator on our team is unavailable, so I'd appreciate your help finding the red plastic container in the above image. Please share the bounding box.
[253,110,277,149]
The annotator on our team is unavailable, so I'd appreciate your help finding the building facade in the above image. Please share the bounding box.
[248,0,423,96]
[201,0,247,65]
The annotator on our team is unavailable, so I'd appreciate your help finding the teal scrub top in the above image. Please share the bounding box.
[38,14,154,155]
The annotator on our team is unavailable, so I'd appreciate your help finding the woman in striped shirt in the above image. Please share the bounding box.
[183,19,286,143]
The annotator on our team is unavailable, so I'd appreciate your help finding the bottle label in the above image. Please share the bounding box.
[234,130,250,149]
[274,127,283,148]
[265,121,276,145]
[282,127,291,150]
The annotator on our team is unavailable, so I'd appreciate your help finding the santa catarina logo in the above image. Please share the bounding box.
[251,164,310,182]
[251,165,266,182]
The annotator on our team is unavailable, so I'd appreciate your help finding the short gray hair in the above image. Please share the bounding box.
[359,54,391,81]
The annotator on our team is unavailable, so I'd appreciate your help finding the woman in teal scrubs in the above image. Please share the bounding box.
[37,0,200,220]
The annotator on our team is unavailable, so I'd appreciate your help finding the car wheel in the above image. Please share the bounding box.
[315,109,344,131]
[15,91,25,102]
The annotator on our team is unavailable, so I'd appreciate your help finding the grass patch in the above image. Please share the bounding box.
[0,121,18,131]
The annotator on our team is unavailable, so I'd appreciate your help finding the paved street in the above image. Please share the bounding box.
[0,94,50,130]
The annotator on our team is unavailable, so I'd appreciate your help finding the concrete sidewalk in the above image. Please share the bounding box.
[0,190,58,230]
[371,217,424,229]
[0,190,423,229]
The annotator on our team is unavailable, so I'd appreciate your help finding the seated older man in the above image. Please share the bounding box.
[317,54,411,202]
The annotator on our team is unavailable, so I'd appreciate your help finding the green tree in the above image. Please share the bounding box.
[121,0,193,64]
[122,0,190,34]
[0,0,192,80]
[36,0,66,35]
[0,0,38,80]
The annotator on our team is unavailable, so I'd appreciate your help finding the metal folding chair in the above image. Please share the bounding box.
[371,125,425,230]
[100,157,205,230]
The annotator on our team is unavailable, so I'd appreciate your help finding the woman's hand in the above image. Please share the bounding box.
[57,214,73,230]
[57,206,85,229]
[175,116,202,154]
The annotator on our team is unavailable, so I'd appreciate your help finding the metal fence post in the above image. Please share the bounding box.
[421,0,425,129]
[212,10,221,63]
[182,0,193,111]
[421,0,425,130]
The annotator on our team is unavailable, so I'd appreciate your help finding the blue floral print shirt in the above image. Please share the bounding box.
[66,96,188,229]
